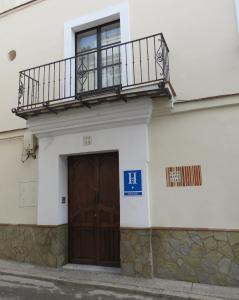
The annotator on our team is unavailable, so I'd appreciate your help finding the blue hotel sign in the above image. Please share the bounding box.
[124,170,142,196]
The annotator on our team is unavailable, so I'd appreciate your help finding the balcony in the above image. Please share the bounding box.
[12,33,173,119]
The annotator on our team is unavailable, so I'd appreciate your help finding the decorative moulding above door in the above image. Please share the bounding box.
[27,98,153,138]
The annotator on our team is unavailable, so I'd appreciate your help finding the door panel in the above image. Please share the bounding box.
[98,154,120,266]
[68,156,97,264]
[68,152,120,267]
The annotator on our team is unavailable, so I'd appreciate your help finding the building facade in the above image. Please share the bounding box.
[1,0,239,286]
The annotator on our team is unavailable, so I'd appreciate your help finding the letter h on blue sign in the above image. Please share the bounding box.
[124,170,142,196]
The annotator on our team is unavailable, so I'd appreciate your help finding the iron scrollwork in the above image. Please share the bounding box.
[156,37,170,81]
[76,56,88,92]
[18,73,25,104]
[12,33,170,115]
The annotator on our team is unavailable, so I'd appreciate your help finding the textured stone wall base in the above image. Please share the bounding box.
[120,228,239,286]
[1,224,238,286]
[120,229,153,278]
[0,224,68,267]
[152,229,239,287]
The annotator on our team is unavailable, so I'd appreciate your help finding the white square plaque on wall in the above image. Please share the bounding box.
[19,181,38,207]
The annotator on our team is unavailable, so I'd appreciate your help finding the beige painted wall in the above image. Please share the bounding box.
[2,96,239,228]
[0,0,239,132]
[149,98,239,229]
[1,0,239,228]
[0,130,38,224]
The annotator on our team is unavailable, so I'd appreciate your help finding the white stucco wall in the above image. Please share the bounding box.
[149,98,239,229]
[28,99,152,227]
[1,0,239,230]
[235,0,239,31]
[2,95,239,229]
[37,126,150,227]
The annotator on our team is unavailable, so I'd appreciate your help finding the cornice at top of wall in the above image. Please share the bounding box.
[153,92,239,117]
[0,0,44,17]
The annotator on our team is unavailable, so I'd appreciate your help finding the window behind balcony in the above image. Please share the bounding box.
[75,20,121,94]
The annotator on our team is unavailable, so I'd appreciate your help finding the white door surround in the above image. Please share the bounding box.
[27,98,152,228]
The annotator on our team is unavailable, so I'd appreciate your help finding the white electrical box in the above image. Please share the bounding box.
[23,132,37,153]
[19,181,38,207]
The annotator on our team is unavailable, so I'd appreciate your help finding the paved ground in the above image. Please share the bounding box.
[0,274,169,300]
[0,260,239,300]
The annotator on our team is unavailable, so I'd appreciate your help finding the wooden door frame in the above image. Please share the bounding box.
[67,151,120,266]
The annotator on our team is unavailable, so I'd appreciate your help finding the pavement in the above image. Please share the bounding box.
[0,260,239,300]
[0,274,163,300]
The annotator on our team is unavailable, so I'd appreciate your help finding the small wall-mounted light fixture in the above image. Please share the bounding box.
[8,50,16,61]
[21,132,38,163]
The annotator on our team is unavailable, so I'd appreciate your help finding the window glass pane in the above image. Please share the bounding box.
[101,47,120,67]
[77,29,97,53]
[102,65,121,88]
[101,22,121,47]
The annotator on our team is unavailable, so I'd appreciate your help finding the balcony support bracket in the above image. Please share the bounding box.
[43,102,58,115]
[121,95,128,103]
[113,85,127,103]
[76,94,92,109]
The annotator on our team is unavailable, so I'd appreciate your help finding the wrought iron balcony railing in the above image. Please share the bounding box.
[13,33,170,117]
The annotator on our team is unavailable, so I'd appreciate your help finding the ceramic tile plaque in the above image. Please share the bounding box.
[166,165,202,187]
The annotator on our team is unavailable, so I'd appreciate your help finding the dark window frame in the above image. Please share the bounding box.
[75,20,121,94]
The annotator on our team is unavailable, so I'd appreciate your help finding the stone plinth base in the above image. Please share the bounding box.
[120,229,153,278]
[152,229,239,286]
[1,224,239,286]
[120,228,239,286]
[0,224,68,267]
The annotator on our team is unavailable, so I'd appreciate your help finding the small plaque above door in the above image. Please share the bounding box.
[83,136,92,146]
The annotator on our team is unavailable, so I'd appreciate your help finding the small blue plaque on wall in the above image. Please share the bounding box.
[124,170,142,196]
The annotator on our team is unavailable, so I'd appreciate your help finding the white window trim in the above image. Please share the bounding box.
[63,2,130,95]
[64,2,130,59]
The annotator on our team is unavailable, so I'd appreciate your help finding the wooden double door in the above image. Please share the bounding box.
[68,152,120,267]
